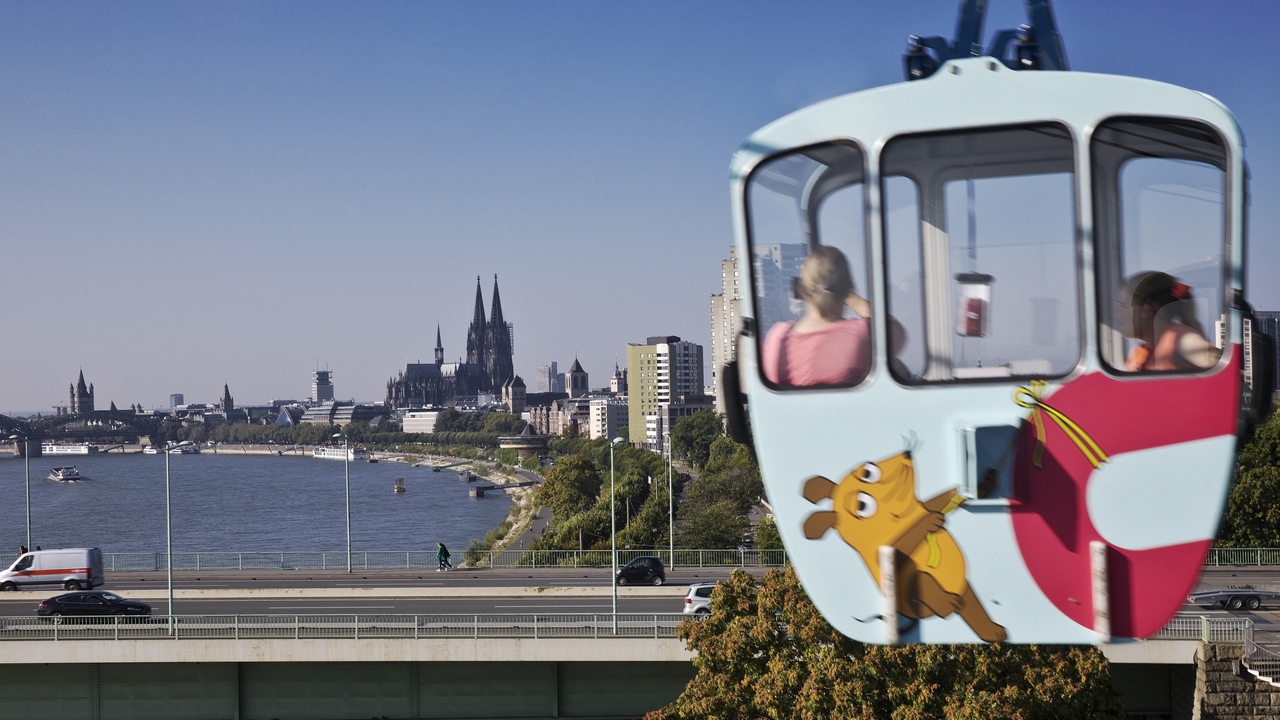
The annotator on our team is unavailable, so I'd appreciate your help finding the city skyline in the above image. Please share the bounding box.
[4,2,1280,413]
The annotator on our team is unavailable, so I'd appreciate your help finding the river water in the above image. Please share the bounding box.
[0,451,513,555]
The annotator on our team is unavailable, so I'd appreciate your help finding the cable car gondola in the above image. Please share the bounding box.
[724,0,1272,644]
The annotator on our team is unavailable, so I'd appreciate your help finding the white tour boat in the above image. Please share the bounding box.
[49,466,81,482]
[41,443,99,455]
[313,446,369,461]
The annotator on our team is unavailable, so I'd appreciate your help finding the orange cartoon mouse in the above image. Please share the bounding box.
[802,450,1007,643]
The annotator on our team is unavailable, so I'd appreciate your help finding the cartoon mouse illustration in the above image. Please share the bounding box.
[802,449,1007,643]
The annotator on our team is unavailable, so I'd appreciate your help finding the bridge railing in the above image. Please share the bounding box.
[0,613,686,641]
[1204,548,1280,566]
[0,612,1248,644]
[1152,614,1253,644]
[99,547,1280,573]
[101,549,789,572]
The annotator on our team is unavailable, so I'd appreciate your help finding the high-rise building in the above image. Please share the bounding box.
[710,246,743,414]
[169,393,184,410]
[752,242,807,325]
[536,361,562,393]
[626,336,705,447]
[312,370,335,404]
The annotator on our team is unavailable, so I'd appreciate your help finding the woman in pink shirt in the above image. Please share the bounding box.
[762,246,875,387]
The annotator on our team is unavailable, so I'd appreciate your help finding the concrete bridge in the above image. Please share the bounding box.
[0,580,1254,720]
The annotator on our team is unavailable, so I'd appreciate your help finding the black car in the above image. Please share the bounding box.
[616,556,665,586]
[36,590,152,620]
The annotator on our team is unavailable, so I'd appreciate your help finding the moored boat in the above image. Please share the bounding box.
[41,443,99,455]
[312,447,369,461]
[141,446,159,455]
[49,466,81,482]
[393,477,406,493]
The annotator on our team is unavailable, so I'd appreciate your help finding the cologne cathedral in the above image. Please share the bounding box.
[385,275,515,408]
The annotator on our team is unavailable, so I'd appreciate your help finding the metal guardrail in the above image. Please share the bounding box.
[101,549,789,572]
[1244,637,1280,685]
[1204,548,1280,566]
[93,547,1280,572]
[0,612,1249,644]
[0,613,685,641]
[1151,614,1253,644]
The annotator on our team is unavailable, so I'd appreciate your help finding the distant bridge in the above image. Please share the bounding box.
[1,411,163,454]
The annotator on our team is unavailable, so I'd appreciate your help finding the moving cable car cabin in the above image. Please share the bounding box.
[724,0,1273,645]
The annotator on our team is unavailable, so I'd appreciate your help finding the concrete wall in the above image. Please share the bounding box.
[0,659,695,720]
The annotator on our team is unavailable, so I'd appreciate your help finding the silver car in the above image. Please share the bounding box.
[682,582,716,616]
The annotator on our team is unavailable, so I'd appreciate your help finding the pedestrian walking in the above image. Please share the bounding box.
[437,542,452,571]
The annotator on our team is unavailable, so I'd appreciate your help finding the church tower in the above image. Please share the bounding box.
[70,370,95,414]
[485,274,515,391]
[434,324,444,366]
[221,384,234,412]
[566,359,588,398]
[465,276,488,388]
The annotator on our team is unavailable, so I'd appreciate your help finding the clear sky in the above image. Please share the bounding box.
[3,1,1278,414]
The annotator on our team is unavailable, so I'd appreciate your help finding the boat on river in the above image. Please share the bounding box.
[41,443,98,455]
[313,447,369,461]
[49,466,81,482]
[141,446,159,455]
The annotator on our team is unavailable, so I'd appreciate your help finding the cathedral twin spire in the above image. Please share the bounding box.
[462,275,514,393]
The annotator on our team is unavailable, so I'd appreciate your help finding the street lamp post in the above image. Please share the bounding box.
[333,432,352,573]
[664,430,673,570]
[609,436,624,634]
[8,435,30,551]
[164,440,192,630]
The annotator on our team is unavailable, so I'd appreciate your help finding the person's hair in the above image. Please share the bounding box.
[1123,271,1205,337]
[798,246,853,321]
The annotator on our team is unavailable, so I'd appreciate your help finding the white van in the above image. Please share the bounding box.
[0,548,104,591]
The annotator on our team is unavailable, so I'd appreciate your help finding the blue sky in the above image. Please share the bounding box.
[3,1,1278,414]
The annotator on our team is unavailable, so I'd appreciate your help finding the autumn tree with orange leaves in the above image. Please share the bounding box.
[647,567,1123,720]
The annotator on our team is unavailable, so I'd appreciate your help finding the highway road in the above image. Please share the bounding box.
[2,565,1279,630]
[0,566,733,617]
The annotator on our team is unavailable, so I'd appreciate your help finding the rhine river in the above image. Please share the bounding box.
[0,451,513,556]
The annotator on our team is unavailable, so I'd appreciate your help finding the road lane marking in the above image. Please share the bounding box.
[488,599,609,604]
[267,605,397,610]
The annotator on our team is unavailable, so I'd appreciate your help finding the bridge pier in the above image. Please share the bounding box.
[7,440,40,458]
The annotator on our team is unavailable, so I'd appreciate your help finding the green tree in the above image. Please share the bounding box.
[538,455,601,519]
[674,498,747,549]
[671,410,724,470]
[1219,407,1280,546]
[754,515,783,551]
[648,567,1122,720]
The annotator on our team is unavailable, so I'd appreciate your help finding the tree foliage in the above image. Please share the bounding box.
[671,409,724,470]
[1219,404,1280,546]
[648,567,1123,720]
[537,455,601,520]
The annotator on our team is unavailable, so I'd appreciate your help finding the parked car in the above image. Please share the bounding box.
[35,590,151,621]
[616,556,665,586]
[683,582,716,616]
